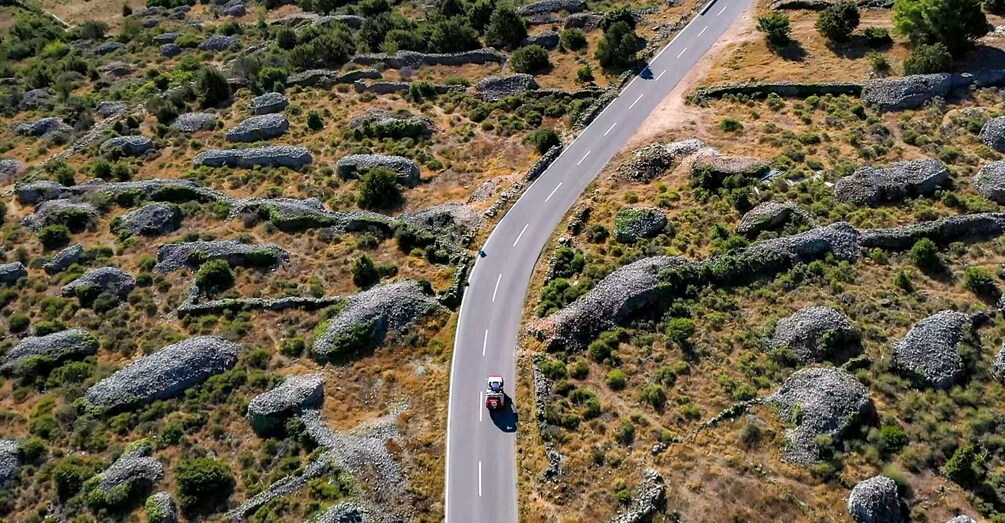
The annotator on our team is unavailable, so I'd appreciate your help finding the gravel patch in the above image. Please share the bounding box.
[247,373,324,434]
[113,203,182,237]
[613,206,667,243]
[225,113,290,142]
[892,310,972,389]
[834,158,948,206]
[193,145,312,169]
[84,336,240,412]
[336,154,420,186]
[155,239,288,272]
[848,475,904,523]
[2,328,98,374]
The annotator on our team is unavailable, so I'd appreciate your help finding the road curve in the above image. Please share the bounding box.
[445,2,754,521]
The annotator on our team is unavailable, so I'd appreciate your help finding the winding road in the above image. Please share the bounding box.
[445,1,753,520]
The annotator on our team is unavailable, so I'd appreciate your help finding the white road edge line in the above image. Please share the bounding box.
[491,273,502,302]
[718,4,727,15]
[627,75,639,88]
[545,182,563,202]
[604,122,617,136]
[479,391,483,422]
[512,223,530,247]
[577,151,591,165]
[656,69,666,81]
[478,461,483,497]
[699,25,708,36]
[677,47,687,58]
[630,93,644,109]
[482,329,489,356]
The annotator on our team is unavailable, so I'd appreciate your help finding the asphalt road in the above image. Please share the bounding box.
[445,2,753,521]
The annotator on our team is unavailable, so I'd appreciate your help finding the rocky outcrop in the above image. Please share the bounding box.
[250,92,288,114]
[834,158,948,206]
[402,203,482,246]
[618,139,706,182]
[231,198,395,233]
[85,441,164,506]
[975,161,1005,204]
[247,374,324,434]
[523,30,560,49]
[606,470,667,523]
[22,200,99,231]
[861,213,1005,250]
[474,74,539,101]
[15,180,70,204]
[193,145,312,169]
[0,262,26,285]
[994,343,1005,381]
[225,114,289,142]
[350,48,507,70]
[981,116,1005,152]
[690,150,770,182]
[892,310,972,389]
[155,240,288,272]
[691,81,863,100]
[18,88,52,111]
[848,475,903,523]
[564,12,602,30]
[84,336,240,412]
[198,34,238,51]
[2,328,98,374]
[286,68,381,88]
[44,244,83,274]
[517,0,587,16]
[768,367,872,465]
[349,109,435,137]
[737,201,813,237]
[61,267,136,303]
[335,154,420,186]
[771,306,858,363]
[313,502,372,523]
[100,135,156,157]
[145,492,178,523]
[313,280,440,359]
[112,203,182,237]
[0,159,25,181]
[13,117,72,137]
[613,207,667,243]
[96,101,128,118]
[0,440,19,485]
[169,112,217,132]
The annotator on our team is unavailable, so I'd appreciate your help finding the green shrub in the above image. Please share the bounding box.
[596,21,639,69]
[719,118,743,132]
[53,456,100,500]
[527,128,561,155]
[194,259,234,295]
[485,4,528,49]
[816,1,860,42]
[510,45,551,74]
[962,266,998,297]
[987,0,1005,14]
[756,13,792,49]
[908,238,941,271]
[174,457,234,513]
[351,254,379,289]
[640,384,666,409]
[942,444,984,486]
[9,313,29,333]
[614,419,635,444]
[894,269,913,291]
[560,28,587,51]
[606,369,626,390]
[879,424,909,452]
[195,67,232,109]
[903,42,953,74]
[893,0,989,56]
[576,64,595,85]
[664,318,695,348]
[357,167,403,210]
[864,26,892,46]
[307,111,324,131]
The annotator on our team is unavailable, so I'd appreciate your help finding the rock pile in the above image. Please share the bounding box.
[336,154,420,186]
[13,117,71,137]
[564,12,603,30]
[84,336,240,412]
[145,492,178,523]
[193,145,312,169]
[100,135,156,157]
[0,159,25,181]
[690,150,770,181]
[834,158,948,206]
[99,61,133,77]
[619,139,705,182]
[247,374,324,434]
[87,441,164,504]
[402,203,482,246]
[113,203,182,237]
[350,48,506,70]
[0,262,26,285]
[861,213,1005,251]
[768,367,872,465]
[250,92,289,114]
[155,240,288,272]
[348,109,435,137]
[225,114,290,142]
[0,440,19,485]
[313,280,439,359]
[474,74,539,101]
[18,88,52,110]
[61,267,136,303]
[44,244,83,274]
[613,207,667,243]
[847,475,903,523]
[892,310,972,389]
[994,343,1005,381]
[286,68,381,88]
[607,470,667,523]
[15,180,69,204]
[312,502,371,523]
[861,73,955,111]
[2,328,98,374]
[517,0,587,15]
[22,200,99,231]
[522,30,560,49]
[231,197,395,233]
[980,116,1005,152]
[771,306,858,363]
[975,161,1005,204]
[198,34,238,51]
[152,32,178,44]
[944,517,977,523]
[737,201,812,237]
[170,112,217,132]
[95,101,128,118]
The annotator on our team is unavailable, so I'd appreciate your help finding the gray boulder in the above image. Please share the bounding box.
[250,92,288,115]
[0,262,26,285]
[61,267,136,303]
[17,180,70,204]
[861,73,955,112]
[13,117,72,137]
[564,12,602,31]
[44,244,84,274]
[170,112,217,132]
[981,116,1005,152]
[160,43,182,58]
[768,367,872,465]
[348,108,435,136]
[690,150,770,181]
[618,139,706,182]
[155,240,288,272]
[95,101,128,118]
[975,160,1005,204]
[613,207,667,243]
[0,159,25,181]
[475,74,539,101]
[522,30,560,49]
[198,34,238,51]
[737,201,810,237]
[313,502,371,523]
[771,306,858,363]
[2,328,98,374]
[225,114,290,142]
[153,32,179,44]
[84,336,240,412]
[192,145,312,169]
[222,2,246,16]
[87,441,164,503]
[246,374,324,434]
[848,475,903,523]
[0,440,19,485]
[22,200,99,231]
[336,154,420,186]
[994,342,1005,381]
[313,280,440,359]
[18,88,52,111]
[892,310,972,389]
[99,61,134,77]
[94,41,124,55]
[100,135,156,157]
[834,158,948,206]
[517,0,587,16]
[146,492,179,523]
[113,203,182,237]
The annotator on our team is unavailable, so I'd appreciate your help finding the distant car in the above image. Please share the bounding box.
[485,375,505,411]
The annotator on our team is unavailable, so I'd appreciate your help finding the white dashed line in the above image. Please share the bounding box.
[630,93,644,109]
[677,47,687,58]
[545,182,563,202]
[699,25,708,36]
[577,151,591,165]
[483,329,489,356]
[604,122,617,136]
[512,223,529,247]
[718,4,727,15]
[656,69,666,81]
[492,273,502,301]
[478,461,483,497]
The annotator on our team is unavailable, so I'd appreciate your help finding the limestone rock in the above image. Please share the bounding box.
[0,159,25,181]
[981,116,1005,152]
[336,154,420,186]
[246,374,324,434]
[834,158,948,206]
[170,112,217,132]
[192,145,312,169]
[0,262,26,285]
[61,267,136,303]
[0,440,19,485]
[975,160,1005,204]
[892,310,972,389]
[225,114,289,142]
[113,203,182,237]
[861,73,954,112]
[44,244,84,274]
[198,34,238,51]
[250,92,288,115]
[13,117,72,137]
[848,475,903,523]
[154,240,288,272]
[737,201,811,237]
[2,328,98,374]
[771,306,858,363]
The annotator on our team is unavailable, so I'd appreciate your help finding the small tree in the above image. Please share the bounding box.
[816,1,860,42]
[468,0,495,31]
[275,27,297,50]
[175,457,234,514]
[195,259,234,295]
[527,128,560,154]
[757,13,792,49]
[510,45,550,74]
[903,42,953,74]
[893,0,990,56]
[351,255,380,289]
[576,64,595,85]
[908,237,941,271]
[307,111,324,131]
[596,21,639,70]
[357,167,403,210]
[986,0,1005,14]
[560,28,587,51]
[38,225,70,250]
[485,5,528,49]
[196,67,232,109]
